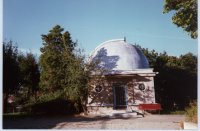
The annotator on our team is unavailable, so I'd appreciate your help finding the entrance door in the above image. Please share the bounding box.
[113,84,127,109]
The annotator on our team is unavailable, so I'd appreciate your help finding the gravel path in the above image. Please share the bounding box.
[3,114,185,129]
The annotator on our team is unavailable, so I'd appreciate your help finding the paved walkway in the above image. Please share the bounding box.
[3,114,185,129]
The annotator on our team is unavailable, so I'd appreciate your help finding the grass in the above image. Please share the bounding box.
[170,110,186,115]
[3,112,35,119]
[3,111,78,119]
[4,112,30,116]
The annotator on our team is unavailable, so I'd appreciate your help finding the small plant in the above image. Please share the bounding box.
[185,100,197,123]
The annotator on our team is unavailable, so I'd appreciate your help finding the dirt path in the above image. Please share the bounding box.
[3,114,185,129]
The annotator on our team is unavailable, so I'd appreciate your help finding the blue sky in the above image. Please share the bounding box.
[3,0,198,57]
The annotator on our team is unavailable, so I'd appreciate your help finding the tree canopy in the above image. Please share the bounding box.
[18,53,40,96]
[39,25,88,112]
[39,25,77,92]
[3,41,20,95]
[3,41,40,113]
[163,0,197,39]
[136,44,197,111]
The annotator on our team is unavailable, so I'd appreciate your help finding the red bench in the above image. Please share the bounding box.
[139,103,161,115]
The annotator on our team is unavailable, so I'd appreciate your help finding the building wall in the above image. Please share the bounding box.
[130,76,155,104]
[87,74,156,108]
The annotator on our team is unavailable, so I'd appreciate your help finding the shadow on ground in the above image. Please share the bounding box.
[3,114,141,129]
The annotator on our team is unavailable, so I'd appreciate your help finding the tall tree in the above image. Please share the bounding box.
[18,52,40,98]
[39,25,88,113]
[163,0,197,39]
[3,41,20,112]
[39,25,76,92]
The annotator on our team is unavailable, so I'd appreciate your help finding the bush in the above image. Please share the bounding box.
[31,98,80,115]
[24,91,83,115]
[185,100,197,123]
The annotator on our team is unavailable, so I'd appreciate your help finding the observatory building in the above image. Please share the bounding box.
[87,39,158,115]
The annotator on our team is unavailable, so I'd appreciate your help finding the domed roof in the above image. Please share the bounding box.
[89,39,149,71]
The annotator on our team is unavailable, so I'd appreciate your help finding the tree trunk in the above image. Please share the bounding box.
[80,99,88,115]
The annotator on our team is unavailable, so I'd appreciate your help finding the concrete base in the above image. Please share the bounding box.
[109,112,141,118]
[86,104,154,119]
[183,122,197,129]
[87,106,143,118]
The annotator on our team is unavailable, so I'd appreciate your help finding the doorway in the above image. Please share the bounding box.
[113,84,127,109]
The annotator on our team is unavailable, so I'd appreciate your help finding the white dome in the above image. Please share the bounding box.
[89,39,149,71]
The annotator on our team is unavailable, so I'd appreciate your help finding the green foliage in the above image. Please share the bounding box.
[155,53,197,110]
[179,53,197,72]
[136,44,197,111]
[30,98,79,115]
[3,41,20,113]
[14,52,40,110]
[3,40,20,95]
[185,100,197,123]
[39,25,89,112]
[26,90,64,107]
[3,40,40,113]
[18,53,40,99]
[163,0,197,39]
[25,90,83,115]
[39,25,76,92]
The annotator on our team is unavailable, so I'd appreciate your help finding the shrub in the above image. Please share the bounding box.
[24,91,83,115]
[185,100,197,123]
[31,98,79,115]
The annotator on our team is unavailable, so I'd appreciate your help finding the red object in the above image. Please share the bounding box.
[139,103,161,110]
[8,95,15,103]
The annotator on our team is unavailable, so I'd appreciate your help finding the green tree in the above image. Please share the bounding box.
[65,51,89,112]
[138,44,197,111]
[18,52,40,102]
[163,0,197,39]
[3,40,20,113]
[39,25,89,113]
[3,40,41,113]
[39,25,76,92]
[166,56,180,68]
[179,53,197,73]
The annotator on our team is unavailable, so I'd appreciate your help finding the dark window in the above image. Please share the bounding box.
[139,83,145,91]
[95,85,102,93]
